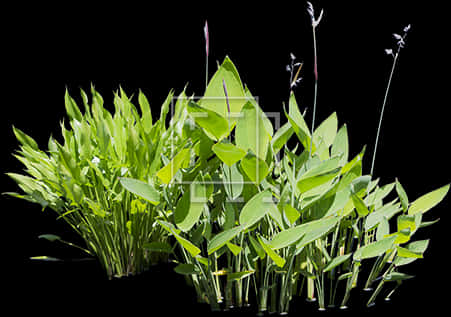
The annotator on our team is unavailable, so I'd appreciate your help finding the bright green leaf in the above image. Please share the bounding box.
[212,142,246,166]
[120,177,160,205]
[408,184,449,215]
[239,190,274,229]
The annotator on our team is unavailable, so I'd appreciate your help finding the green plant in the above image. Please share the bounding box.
[6,85,189,279]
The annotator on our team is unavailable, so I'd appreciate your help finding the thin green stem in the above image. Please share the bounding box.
[310,27,318,157]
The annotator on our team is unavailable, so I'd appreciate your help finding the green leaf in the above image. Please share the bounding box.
[408,184,449,215]
[212,142,246,166]
[207,225,244,255]
[396,246,423,259]
[284,204,301,225]
[351,193,369,217]
[395,179,409,212]
[285,93,314,152]
[156,148,191,184]
[271,122,294,155]
[187,101,230,140]
[236,101,269,160]
[38,234,61,242]
[313,112,337,150]
[174,263,199,275]
[297,156,342,193]
[199,56,246,120]
[270,216,339,250]
[240,152,269,185]
[143,242,173,253]
[249,234,266,259]
[30,256,61,262]
[323,253,352,272]
[64,89,83,122]
[223,164,244,200]
[384,272,414,282]
[174,180,206,232]
[239,190,274,229]
[13,126,39,150]
[258,235,286,268]
[394,239,429,266]
[120,177,160,205]
[174,233,201,257]
[331,124,349,165]
[353,235,397,261]
[226,242,242,256]
[138,90,152,133]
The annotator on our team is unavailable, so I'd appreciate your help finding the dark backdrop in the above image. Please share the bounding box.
[2,1,449,315]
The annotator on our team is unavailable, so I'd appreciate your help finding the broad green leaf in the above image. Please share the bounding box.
[376,216,390,241]
[173,233,201,257]
[236,101,269,159]
[351,193,369,217]
[175,180,206,232]
[240,152,269,185]
[38,234,61,242]
[227,270,255,281]
[223,164,244,200]
[143,242,173,253]
[212,142,246,166]
[207,225,244,255]
[397,214,416,233]
[174,263,199,275]
[353,235,397,261]
[271,216,339,250]
[120,177,160,205]
[296,217,340,250]
[239,190,274,229]
[297,156,342,193]
[394,239,429,266]
[285,92,315,152]
[341,146,365,175]
[226,242,242,256]
[271,122,294,155]
[199,56,246,120]
[396,246,423,259]
[313,112,337,150]
[187,101,230,140]
[156,148,191,184]
[249,234,266,259]
[323,253,352,272]
[395,179,409,212]
[331,124,349,165]
[384,272,414,282]
[408,184,449,215]
[284,204,301,225]
[258,235,286,268]
[364,203,402,231]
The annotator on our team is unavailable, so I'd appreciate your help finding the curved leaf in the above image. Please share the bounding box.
[239,190,274,229]
[212,142,246,166]
[207,225,244,255]
[408,184,449,215]
[353,235,397,261]
[120,177,160,205]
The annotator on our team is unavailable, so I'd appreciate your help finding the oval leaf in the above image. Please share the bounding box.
[239,190,274,229]
[120,177,160,205]
[408,184,449,215]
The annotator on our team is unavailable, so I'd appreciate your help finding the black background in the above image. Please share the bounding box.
[2,1,449,315]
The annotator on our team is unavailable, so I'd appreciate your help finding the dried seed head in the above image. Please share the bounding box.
[290,52,296,61]
[403,24,411,33]
[393,33,402,40]
[384,48,393,56]
[306,1,324,28]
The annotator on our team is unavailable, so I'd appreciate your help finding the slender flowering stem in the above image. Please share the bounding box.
[370,25,410,176]
[306,1,323,156]
[204,20,209,91]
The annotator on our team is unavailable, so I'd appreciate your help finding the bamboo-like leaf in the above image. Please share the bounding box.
[226,242,242,256]
[285,93,315,152]
[284,204,301,225]
[207,225,244,255]
[395,179,409,212]
[408,184,449,215]
[394,239,429,266]
[313,112,338,150]
[396,246,423,259]
[351,193,369,217]
[323,253,352,272]
[120,177,160,205]
[353,235,397,261]
[258,235,286,268]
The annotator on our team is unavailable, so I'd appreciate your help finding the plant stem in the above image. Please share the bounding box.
[310,26,318,157]
[370,53,399,176]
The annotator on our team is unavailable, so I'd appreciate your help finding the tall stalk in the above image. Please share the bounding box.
[370,24,411,176]
[204,20,209,91]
